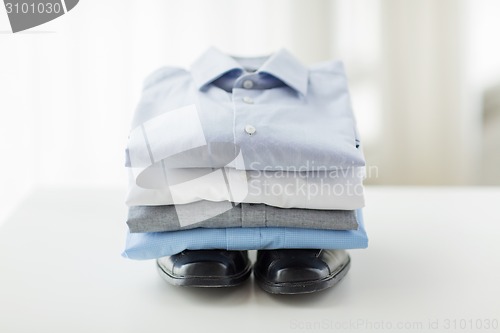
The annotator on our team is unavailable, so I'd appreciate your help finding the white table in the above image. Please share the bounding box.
[1,187,499,333]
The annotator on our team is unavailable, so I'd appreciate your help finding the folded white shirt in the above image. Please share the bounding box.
[126,166,365,210]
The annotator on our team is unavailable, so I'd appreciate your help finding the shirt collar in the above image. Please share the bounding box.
[257,48,309,96]
[190,46,309,96]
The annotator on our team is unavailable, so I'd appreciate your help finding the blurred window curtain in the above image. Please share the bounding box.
[481,84,500,185]
[283,0,481,185]
[377,0,478,185]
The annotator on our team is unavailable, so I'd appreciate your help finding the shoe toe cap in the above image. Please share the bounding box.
[158,250,249,279]
[255,249,350,285]
[272,266,329,283]
[173,261,236,278]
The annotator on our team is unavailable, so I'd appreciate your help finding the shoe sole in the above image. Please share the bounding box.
[254,256,351,294]
[156,261,252,288]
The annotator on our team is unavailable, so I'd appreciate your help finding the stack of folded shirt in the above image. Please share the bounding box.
[122,47,368,260]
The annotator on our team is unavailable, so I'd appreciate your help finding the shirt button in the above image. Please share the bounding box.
[243,80,254,89]
[245,125,256,135]
[242,96,254,104]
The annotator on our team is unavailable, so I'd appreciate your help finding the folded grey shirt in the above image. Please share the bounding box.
[127,200,358,233]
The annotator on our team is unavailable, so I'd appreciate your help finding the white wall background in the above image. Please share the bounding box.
[1,0,500,224]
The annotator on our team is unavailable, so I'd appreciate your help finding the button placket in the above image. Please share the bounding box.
[233,86,258,153]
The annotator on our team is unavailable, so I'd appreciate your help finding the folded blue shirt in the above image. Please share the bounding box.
[122,209,368,260]
[126,46,365,190]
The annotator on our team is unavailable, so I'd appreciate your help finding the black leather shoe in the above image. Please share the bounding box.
[156,250,252,287]
[254,249,351,294]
